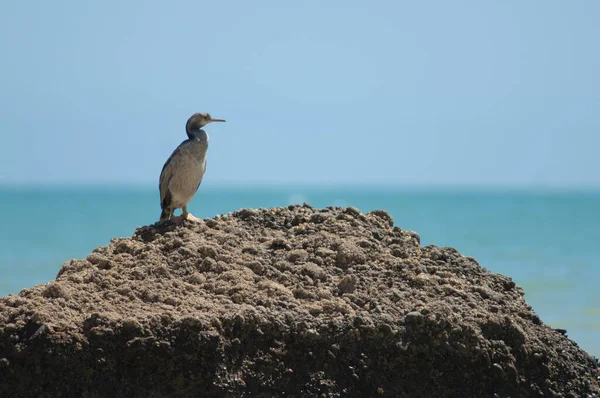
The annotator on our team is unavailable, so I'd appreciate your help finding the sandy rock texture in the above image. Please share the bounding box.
[0,205,598,397]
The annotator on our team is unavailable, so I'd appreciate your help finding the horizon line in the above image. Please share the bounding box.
[1,181,599,193]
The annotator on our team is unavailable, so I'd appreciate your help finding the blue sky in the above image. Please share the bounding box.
[1,0,598,187]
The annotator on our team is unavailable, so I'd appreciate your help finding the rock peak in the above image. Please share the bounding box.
[1,206,598,397]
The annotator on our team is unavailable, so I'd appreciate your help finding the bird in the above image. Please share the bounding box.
[159,112,226,223]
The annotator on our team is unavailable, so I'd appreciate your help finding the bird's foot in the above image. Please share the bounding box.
[184,212,202,222]
[174,212,201,223]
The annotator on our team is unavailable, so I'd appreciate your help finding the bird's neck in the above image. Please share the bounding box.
[186,128,209,144]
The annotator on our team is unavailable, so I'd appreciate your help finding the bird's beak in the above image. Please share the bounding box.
[209,118,226,123]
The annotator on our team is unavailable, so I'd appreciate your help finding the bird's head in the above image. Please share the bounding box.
[186,112,226,133]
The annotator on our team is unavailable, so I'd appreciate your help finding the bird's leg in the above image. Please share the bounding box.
[181,205,201,222]
[159,207,175,223]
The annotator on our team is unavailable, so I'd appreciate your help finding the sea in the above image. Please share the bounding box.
[0,185,598,357]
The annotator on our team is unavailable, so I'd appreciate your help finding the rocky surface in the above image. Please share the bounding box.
[0,205,598,397]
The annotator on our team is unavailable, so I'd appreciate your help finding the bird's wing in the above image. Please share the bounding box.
[159,141,187,208]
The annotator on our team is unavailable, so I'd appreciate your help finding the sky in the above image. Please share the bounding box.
[0,0,598,187]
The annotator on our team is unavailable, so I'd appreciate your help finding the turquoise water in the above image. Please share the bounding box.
[1,186,598,357]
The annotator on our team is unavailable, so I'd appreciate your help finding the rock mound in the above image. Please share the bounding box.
[0,205,598,397]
